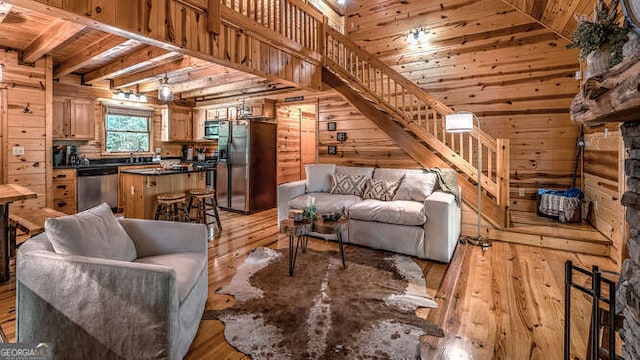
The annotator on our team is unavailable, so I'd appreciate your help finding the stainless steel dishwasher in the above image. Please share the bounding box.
[77,166,119,212]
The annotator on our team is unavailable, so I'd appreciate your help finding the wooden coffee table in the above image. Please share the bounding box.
[313,216,348,269]
[280,216,348,275]
[280,218,313,275]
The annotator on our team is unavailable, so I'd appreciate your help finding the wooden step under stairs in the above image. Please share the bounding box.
[485,211,612,257]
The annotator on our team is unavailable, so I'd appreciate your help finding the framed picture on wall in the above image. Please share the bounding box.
[328,145,337,155]
[337,132,347,142]
[327,122,336,131]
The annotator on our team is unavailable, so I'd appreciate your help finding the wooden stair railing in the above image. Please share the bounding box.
[323,69,508,228]
[323,27,510,215]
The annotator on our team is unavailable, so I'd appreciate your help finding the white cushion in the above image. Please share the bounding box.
[349,199,427,226]
[45,202,137,262]
[305,164,336,193]
[394,172,438,202]
[288,193,360,215]
[336,166,374,179]
[135,252,206,303]
[373,168,422,182]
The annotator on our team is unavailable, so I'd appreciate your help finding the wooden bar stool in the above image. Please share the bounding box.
[187,188,222,231]
[154,192,190,222]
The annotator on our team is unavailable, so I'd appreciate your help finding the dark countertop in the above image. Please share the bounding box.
[121,166,215,176]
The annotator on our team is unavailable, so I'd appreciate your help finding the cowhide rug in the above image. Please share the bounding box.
[203,246,444,359]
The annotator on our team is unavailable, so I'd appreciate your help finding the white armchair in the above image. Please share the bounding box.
[16,217,208,359]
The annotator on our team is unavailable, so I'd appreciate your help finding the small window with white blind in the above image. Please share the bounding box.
[104,105,154,153]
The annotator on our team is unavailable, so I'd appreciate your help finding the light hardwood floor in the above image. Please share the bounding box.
[1,209,618,359]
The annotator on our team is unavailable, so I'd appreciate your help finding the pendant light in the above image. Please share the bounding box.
[158,73,174,102]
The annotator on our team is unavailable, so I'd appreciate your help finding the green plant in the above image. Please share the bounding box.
[567,0,629,67]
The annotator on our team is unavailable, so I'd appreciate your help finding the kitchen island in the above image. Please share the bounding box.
[120,166,209,220]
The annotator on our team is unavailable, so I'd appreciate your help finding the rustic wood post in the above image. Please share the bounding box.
[496,138,510,225]
[207,0,221,35]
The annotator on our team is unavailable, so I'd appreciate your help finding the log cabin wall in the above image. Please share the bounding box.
[583,123,626,265]
[0,49,49,211]
[343,0,583,217]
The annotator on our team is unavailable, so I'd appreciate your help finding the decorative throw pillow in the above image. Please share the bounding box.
[330,172,368,196]
[362,178,402,201]
[45,202,137,262]
[394,172,438,202]
[305,164,336,193]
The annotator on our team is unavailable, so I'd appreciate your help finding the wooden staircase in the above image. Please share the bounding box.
[321,27,510,228]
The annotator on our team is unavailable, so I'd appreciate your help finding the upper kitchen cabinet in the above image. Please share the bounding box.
[246,99,275,119]
[53,96,95,140]
[161,105,193,142]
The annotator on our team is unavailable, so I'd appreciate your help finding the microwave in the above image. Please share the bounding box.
[204,120,221,139]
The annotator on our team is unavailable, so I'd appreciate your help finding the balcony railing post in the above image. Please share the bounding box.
[496,138,510,218]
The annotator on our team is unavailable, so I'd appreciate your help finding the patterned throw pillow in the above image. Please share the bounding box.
[362,178,402,201]
[330,172,368,196]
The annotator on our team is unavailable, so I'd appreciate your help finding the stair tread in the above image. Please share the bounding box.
[500,225,612,244]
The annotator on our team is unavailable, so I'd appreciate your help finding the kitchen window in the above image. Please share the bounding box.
[104,105,153,152]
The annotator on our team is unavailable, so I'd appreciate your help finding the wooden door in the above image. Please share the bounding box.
[52,96,69,139]
[300,105,317,179]
[69,98,95,140]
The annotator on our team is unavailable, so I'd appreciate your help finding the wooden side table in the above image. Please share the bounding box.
[279,219,313,275]
[313,216,348,269]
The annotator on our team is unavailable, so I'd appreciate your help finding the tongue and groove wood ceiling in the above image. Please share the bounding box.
[0,0,596,103]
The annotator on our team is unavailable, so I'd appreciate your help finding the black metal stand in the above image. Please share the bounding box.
[564,260,620,360]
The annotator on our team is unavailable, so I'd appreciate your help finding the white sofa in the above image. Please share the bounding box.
[278,165,461,263]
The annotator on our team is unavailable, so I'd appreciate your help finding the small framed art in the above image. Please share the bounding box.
[327,122,336,131]
[327,145,337,155]
[337,132,347,142]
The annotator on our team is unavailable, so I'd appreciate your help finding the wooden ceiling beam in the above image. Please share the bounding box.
[111,56,213,89]
[82,45,175,84]
[20,18,85,63]
[136,63,232,92]
[0,3,11,23]
[498,0,572,42]
[180,77,278,98]
[54,34,129,78]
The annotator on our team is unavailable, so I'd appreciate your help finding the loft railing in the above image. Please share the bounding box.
[220,0,324,56]
[218,0,509,208]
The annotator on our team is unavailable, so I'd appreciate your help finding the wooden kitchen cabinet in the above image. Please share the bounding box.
[53,96,95,140]
[161,105,192,142]
[52,168,77,214]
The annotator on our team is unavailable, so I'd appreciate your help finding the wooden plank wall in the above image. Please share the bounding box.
[583,123,626,265]
[0,50,48,210]
[276,102,316,184]
[344,0,582,215]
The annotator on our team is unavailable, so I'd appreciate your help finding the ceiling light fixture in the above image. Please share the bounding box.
[112,90,148,103]
[407,27,427,43]
[158,74,174,102]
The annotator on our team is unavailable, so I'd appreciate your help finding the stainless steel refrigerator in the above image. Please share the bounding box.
[216,120,277,213]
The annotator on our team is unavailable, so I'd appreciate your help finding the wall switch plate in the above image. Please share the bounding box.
[518,188,525,197]
[604,128,608,138]
[155,148,162,154]
[12,146,24,156]
[575,71,582,80]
